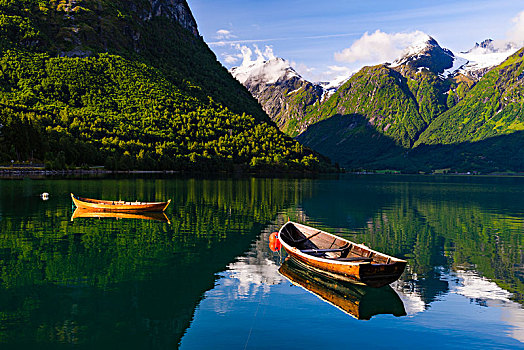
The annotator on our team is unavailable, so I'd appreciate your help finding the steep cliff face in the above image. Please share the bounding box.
[148,0,199,36]
[253,76,324,136]
[34,0,200,55]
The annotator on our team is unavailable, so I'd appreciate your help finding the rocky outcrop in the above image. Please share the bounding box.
[250,75,324,135]
[52,0,199,57]
[147,0,199,36]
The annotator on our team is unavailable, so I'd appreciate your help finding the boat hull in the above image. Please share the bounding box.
[71,193,171,212]
[278,221,406,288]
[285,252,406,288]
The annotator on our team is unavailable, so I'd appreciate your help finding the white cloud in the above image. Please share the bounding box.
[215,29,236,40]
[291,61,315,75]
[334,30,430,65]
[263,46,276,60]
[234,44,276,67]
[506,10,524,46]
[222,53,242,64]
[327,65,351,72]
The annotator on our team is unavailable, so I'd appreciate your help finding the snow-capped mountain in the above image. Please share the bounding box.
[388,35,520,81]
[390,34,456,76]
[230,57,329,135]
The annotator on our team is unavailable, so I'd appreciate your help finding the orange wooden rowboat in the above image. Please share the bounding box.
[71,193,171,212]
[278,221,407,288]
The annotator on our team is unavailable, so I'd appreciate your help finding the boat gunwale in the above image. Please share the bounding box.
[72,194,169,206]
[278,221,407,267]
[71,193,171,212]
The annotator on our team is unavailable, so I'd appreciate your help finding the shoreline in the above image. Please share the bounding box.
[1,167,524,179]
[0,167,178,178]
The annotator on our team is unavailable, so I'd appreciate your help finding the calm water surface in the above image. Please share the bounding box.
[0,175,523,349]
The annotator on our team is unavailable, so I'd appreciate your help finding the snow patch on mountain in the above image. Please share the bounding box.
[388,34,520,80]
[230,51,343,99]
[317,74,352,100]
[433,39,520,79]
[400,33,433,58]
[440,56,468,78]
[457,41,519,76]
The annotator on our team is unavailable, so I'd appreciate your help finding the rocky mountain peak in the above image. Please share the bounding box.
[390,34,455,75]
[463,38,518,55]
[478,39,494,50]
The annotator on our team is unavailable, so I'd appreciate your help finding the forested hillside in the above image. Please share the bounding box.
[0,0,330,172]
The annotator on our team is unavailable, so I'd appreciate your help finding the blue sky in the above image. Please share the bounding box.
[189,0,524,82]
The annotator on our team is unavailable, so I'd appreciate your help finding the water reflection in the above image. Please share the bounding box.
[71,208,171,223]
[448,269,524,343]
[278,258,406,320]
[0,175,523,349]
[0,177,306,348]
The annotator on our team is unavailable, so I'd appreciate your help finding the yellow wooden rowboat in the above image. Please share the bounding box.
[71,193,171,212]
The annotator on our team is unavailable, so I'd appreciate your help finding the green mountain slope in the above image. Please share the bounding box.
[416,48,524,146]
[298,37,452,149]
[296,114,404,169]
[306,65,439,148]
[0,0,330,172]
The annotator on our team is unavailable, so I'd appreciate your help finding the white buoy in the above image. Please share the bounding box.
[40,192,49,200]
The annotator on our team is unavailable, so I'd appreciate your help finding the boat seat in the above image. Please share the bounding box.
[301,247,347,254]
[301,242,352,256]
[332,256,373,262]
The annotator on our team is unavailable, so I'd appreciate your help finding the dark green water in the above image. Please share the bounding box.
[0,175,523,349]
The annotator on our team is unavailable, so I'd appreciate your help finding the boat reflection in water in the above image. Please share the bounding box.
[71,208,171,223]
[279,258,406,320]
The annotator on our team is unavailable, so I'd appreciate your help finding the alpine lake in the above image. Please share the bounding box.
[0,174,523,349]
